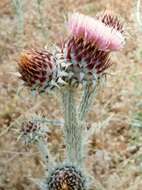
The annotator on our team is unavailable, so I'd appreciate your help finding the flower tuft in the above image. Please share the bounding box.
[96,11,124,34]
[18,49,56,93]
[47,165,85,190]
[68,12,125,51]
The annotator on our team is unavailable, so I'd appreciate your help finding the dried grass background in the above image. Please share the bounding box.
[0,0,142,189]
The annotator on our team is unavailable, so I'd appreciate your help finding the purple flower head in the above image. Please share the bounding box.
[60,12,125,84]
[68,12,125,51]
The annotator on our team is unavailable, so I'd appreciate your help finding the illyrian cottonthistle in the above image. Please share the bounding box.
[47,165,85,190]
[16,10,126,190]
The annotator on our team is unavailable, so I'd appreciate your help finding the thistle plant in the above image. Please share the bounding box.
[17,11,125,190]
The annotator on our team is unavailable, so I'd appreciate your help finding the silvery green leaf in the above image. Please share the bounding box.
[82,80,87,87]
[30,133,33,139]
[92,80,97,86]
[57,77,67,84]
[92,72,98,80]
[80,72,85,81]
[54,45,61,51]
[31,90,37,96]
[50,80,60,88]
[35,135,39,141]
[61,61,72,69]
[68,72,74,79]
[58,70,68,77]
[56,59,64,65]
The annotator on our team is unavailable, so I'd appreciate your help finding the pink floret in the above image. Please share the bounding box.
[68,13,125,51]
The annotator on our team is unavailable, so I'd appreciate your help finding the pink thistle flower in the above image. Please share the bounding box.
[60,12,126,84]
[68,12,125,51]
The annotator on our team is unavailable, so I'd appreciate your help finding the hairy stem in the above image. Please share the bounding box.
[37,139,55,171]
[36,0,47,39]
[12,0,24,33]
[79,83,98,122]
[62,87,83,166]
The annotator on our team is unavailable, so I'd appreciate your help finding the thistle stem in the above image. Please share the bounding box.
[36,0,47,39]
[79,83,98,122]
[37,139,54,171]
[12,0,24,33]
[62,87,83,166]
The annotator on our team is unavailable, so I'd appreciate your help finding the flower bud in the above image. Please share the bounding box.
[47,165,85,190]
[18,49,56,93]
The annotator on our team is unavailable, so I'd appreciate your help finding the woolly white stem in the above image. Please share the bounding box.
[12,0,24,33]
[36,0,47,39]
[62,87,83,166]
[78,83,99,164]
[37,139,55,171]
[79,83,99,122]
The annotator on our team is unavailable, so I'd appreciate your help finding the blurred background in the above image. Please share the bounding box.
[1,0,142,189]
